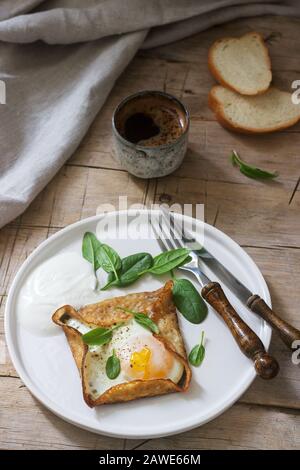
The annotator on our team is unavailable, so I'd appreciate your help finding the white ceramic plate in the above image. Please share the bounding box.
[5,210,271,439]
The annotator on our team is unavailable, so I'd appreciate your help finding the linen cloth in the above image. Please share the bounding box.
[1,0,299,228]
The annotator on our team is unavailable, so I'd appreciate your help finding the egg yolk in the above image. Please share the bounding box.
[121,335,175,380]
[130,347,151,378]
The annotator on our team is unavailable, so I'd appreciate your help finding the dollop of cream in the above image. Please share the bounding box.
[16,252,104,336]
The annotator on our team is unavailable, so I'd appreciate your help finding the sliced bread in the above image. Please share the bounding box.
[209,85,300,134]
[208,32,272,95]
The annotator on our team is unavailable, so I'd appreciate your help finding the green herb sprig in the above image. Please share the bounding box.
[231,150,278,180]
[189,331,206,367]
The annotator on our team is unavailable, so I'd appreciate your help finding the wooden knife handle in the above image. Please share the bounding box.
[247,295,300,349]
[202,282,279,379]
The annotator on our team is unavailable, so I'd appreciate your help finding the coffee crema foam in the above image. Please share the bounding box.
[115,93,187,147]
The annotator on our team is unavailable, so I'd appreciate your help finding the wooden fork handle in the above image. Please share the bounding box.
[247,295,300,349]
[202,282,279,380]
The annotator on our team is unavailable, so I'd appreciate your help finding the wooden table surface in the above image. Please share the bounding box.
[1,15,299,450]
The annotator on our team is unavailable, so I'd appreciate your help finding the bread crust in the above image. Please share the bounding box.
[208,32,272,96]
[208,85,300,134]
[52,281,191,407]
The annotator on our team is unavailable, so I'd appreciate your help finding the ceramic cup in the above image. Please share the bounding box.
[112,90,189,179]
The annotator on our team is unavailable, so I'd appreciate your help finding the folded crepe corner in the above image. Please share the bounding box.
[52,280,191,407]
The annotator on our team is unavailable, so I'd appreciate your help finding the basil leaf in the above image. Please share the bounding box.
[97,244,121,279]
[189,331,206,367]
[106,349,121,379]
[82,232,102,272]
[117,307,159,334]
[102,252,153,290]
[172,278,207,324]
[148,248,190,275]
[82,323,124,346]
[82,327,112,346]
[231,150,278,180]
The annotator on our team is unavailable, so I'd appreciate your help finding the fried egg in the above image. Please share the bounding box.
[67,318,184,399]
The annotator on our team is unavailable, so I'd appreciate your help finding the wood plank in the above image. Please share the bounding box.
[244,246,300,328]
[125,403,300,450]
[178,121,300,189]
[19,165,148,228]
[0,296,16,378]
[0,225,18,296]
[207,180,300,247]
[154,175,300,247]
[240,246,300,409]
[151,176,209,221]
[242,335,300,410]
[0,226,49,296]
[0,376,123,450]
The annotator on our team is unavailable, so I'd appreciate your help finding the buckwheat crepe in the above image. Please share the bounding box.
[52,281,191,407]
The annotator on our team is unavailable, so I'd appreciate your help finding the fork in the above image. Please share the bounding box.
[150,213,279,380]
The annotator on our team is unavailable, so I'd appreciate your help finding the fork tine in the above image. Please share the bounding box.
[160,208,185,249]
[149,217,169,252]
[157,218,176,251]
[164,207,196,244]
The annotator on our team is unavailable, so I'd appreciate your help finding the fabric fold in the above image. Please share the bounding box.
[0,0,299,228]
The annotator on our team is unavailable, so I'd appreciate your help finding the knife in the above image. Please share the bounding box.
[167,209,300,350]
[155,214,279,379]
[156,209,279,379]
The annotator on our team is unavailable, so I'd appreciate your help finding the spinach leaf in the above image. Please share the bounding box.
[117,307,159,334]
[106,349,121,379]
[97,244,121,280]
[147,248,190,275]
[82,323,124,346]
[189,331,206,367]
[82,327,112,346]
[231,150,278,180]
[133,312,159,334]
[118,252,153,281]
[102,252,153,290]
[82,232,102,287]
[172,278,207,324]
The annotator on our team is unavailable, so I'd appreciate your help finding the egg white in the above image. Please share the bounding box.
[66,318,184,399]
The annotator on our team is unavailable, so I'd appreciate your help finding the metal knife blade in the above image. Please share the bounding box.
[166,210,253,303]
